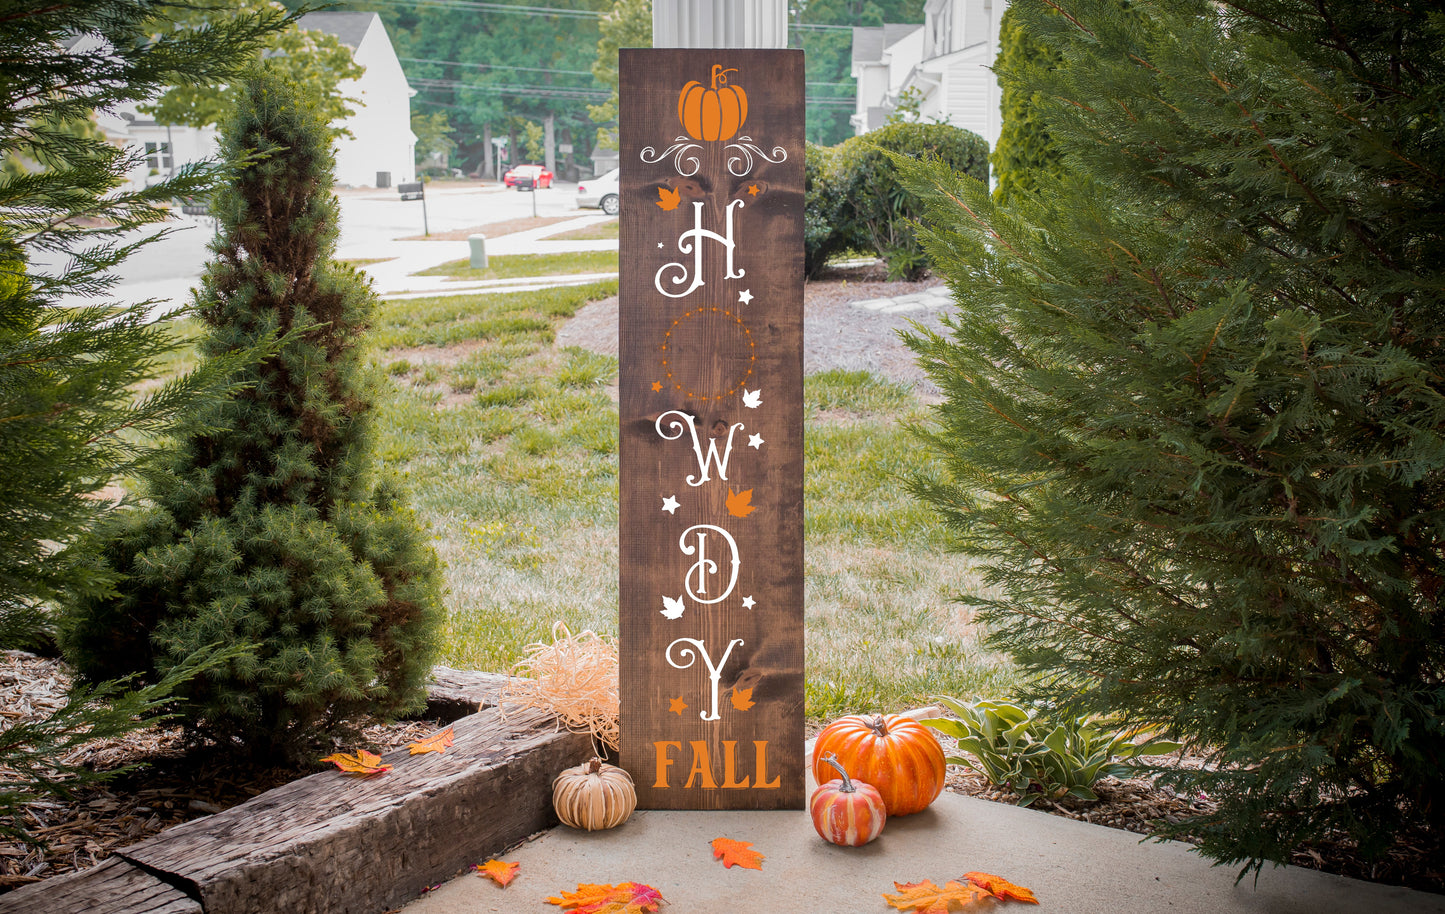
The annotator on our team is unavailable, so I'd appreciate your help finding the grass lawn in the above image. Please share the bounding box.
[414,250,618,281]
[543,219,619,241]
[155,280,1017,722]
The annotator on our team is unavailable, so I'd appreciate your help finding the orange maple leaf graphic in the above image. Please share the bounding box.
[711,836,764,870]
[883,879,990,913]
[408,726,455,755]
[730,687,755,712]
[319,749,392,776]
[474,859,519,887]
[725,487,755,518]
[964,872,1039,904]
[546,882,664,913]
[655,186,681,211]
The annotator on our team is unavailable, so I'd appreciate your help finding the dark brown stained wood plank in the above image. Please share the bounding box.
[618,48,806,811]
[0,857,201,914]
[118,705,590,914]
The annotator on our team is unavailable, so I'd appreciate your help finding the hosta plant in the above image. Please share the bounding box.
[922,697,1179,805]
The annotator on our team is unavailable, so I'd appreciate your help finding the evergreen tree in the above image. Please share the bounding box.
[2,0,290,837]
[61,71,445,762]
[989,4,1063,204]
[903,0,1444,877]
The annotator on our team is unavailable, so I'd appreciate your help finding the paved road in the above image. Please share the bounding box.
[32,180,612,317]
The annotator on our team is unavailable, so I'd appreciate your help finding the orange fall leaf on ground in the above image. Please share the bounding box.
[711,836,764,870]
[546,882,664,913]
[408,726,455,755]
[319,749,392,776]
[883,879,991,913]
[474,859,519,887]
[964,872,1039,904]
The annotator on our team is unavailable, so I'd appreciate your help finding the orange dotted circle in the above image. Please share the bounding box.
[659,306,756,402]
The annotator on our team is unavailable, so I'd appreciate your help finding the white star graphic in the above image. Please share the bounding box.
[738,289,754,305]
[741,595,756,610]
[657,242,664,248]
[748,433,764,449]
[661,495,680,514]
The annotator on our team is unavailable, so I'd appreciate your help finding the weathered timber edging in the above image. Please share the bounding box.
[1,669,589,914]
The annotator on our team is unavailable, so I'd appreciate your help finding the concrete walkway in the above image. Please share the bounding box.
[402,754,1445,914]
[346,214,618,299]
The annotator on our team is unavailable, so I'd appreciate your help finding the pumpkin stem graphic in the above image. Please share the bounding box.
[711,65,738,89]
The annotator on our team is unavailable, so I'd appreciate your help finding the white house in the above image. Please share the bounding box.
[92,11,415,190]
[298,11,417,188]
[851,0,1009,152]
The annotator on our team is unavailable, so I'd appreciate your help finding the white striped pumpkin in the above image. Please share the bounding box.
[810,753,887,846]
[553,758,636,831]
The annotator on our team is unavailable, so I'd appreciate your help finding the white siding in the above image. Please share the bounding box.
[331,17,416,187]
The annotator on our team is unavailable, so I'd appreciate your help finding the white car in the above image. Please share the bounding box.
[576,168,619,215]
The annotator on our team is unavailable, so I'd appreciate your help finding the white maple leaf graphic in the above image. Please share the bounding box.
[661,595,686,620]
[741,388,762,409]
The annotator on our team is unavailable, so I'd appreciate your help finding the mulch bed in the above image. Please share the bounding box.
[0,651,445,893]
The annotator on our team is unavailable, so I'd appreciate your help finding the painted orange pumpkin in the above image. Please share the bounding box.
[811,713,945,816]
[810,752,887,846]
[678,64,748,142]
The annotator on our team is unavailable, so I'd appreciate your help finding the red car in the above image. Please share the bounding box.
[503,164,553,189]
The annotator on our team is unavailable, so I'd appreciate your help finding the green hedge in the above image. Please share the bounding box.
[805,122,989,280]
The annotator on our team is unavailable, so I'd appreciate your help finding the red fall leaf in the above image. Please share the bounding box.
[408,726,455,756]
[964,872,1039,904]
[729,687,755,712]
[474,859,519,887]
[546,882,664,913]
[319,749,392,776]
[711,836,764,870]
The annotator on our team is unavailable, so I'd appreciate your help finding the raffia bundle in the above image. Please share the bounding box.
[501,621,620,755]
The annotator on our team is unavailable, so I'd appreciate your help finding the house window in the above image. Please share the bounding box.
[144,142,171,171]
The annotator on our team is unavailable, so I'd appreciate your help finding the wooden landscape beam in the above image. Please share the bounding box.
[0,858,200,914]
[0,673,590,914]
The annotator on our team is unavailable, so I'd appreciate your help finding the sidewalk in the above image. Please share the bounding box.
[342,214,618,299]
[402,771,1444,914]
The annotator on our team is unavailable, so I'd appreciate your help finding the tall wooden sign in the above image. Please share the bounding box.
[619,49,805,810]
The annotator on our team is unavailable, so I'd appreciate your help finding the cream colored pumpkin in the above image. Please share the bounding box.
[552,758,636,830]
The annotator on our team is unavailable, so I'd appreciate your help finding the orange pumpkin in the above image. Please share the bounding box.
[811,713,945,816]
[678,64,748,142]
[810,752,887,846]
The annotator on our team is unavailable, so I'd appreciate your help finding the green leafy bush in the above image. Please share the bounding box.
[803,124,989,280]
[991,4,1065,204]
[803,141,847,278]
[923,697,1179,805]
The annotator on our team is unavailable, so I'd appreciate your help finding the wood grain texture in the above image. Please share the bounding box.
[418,666,510,720]
[0,857,200,914]
[618,49,805,810]
[117,704,589,914]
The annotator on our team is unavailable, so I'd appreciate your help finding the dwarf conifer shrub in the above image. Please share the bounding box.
[903,0,1444,877]
[61,73,444,761]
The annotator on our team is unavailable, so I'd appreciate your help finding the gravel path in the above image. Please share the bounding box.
[555,265,953,397]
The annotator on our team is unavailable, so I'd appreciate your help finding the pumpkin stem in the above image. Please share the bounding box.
[711,64,738,89]
[820,752,856,793]
[587,757,603,775]
[867,714,890,737]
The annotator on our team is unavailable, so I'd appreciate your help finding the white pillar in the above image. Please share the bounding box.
[652,0,788,49]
